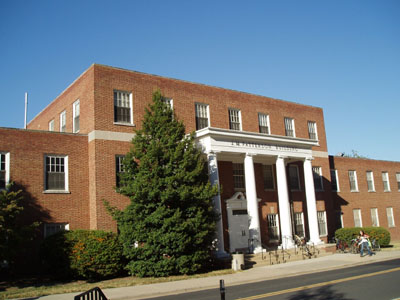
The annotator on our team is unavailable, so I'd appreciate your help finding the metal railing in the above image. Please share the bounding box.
[74,287,108,300]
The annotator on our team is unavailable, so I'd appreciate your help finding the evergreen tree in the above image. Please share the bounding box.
[107,90,219,277]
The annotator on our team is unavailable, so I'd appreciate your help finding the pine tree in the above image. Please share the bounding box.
[107,90,219,277]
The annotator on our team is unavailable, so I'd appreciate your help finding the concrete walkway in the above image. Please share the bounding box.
[37,250,400,300]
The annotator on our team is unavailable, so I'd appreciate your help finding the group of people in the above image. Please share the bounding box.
[358,230,375,257]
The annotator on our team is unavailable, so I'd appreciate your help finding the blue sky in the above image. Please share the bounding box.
[0,0,399,161]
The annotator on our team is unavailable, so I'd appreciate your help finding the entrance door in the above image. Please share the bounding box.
[226,192,249,253]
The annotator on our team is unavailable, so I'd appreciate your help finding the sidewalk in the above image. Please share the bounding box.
[37,250,400,300]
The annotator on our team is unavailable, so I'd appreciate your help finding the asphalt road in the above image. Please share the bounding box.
[147,258,400,300]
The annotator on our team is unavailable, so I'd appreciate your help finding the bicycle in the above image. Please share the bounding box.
[371,239,380,252]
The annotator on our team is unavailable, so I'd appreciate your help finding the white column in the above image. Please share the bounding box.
[276,156,294,248]
[207,152,228,257]
[303,157,322,245]
[244,153,262,253]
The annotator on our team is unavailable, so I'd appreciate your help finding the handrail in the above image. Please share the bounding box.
[74,287,108,300]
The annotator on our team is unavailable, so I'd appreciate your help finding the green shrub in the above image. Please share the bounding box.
[335,227,390,246]
[41,230,124,280]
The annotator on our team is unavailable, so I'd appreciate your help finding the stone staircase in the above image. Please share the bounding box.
[244,243,337,268]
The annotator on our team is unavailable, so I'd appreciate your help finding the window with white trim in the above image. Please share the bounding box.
[396,173,400,191]
[382,172,390,192]
[312,166,323,191]
[45,155,68,191]
[366,171,375,192]
[195,103,209,130]
[330,169,339,192]
[317,211,327,236]
[387,207,395,227]
[284,117,295,137]
[161,97,173,110]
[258,113,270,134]
[353,209,362,227]
[0,152,10,190]
[44,223,69,238]
[349,170,358,192]
[60,111,66,132]
[262,164,274,190]
[267,214,280,241]
[232,163,245,190]
[308,121,318,140]
[114,90,133,124]
[229,108,241,131]
[371,208,379,227]
[294,212,305,237]
[288,165,300,191]
[73,100,80,133]
[48,120,54,131]
[116,155,125,188]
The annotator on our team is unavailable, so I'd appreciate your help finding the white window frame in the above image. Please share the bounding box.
[229,108,242,131]
[60,110,66,132]
[330,169,340,192]
[366,171,375,192]
[262,164,275,190]
[396,173,400,192]
[317,211,327,237]
[44,223,69,238]
[371,208,379,227]
[382,172,390,192]
[48,120,54,131]
[115,155,125,188]
[258,113,270,134]
[284,117,295,137]
[161,97,173,110]
[288,165,301,191]
[73,99,80,133]
[0,152,10,190]
[312,166,324,191]
[44,155,69,193]
[294,212,305,237]
[195,103,210,130]
[386,207,395,227]
[114,90,133,125]
[349,170,358,192]
[353,209,362,227]
[232,163,245,190]
[267,214,280,242]
[307,121,318,140]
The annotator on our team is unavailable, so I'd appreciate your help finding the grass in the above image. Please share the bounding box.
[0,269,234,299]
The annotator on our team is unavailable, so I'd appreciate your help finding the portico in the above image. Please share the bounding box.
[196,127,323,255]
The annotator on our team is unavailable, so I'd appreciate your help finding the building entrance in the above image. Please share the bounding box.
[226,192,249,253]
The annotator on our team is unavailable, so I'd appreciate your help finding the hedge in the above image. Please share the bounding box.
[335,227,390,247]
[41,230,124,280]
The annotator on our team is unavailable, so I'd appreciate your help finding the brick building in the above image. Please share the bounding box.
[1,64,399,255]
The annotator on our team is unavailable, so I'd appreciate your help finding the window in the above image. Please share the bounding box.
[348,170,358,192]
[387,207,395,227]
[116,155,125,188]
[267,214,280,241]
[45,155,68,191]
[60,111,66,132]
[161,97,173,110]
[232,163,245,190]
[288,165,300,191]
[397,173,400,191]
[366,171,375,192]
[195,103,209,130]
[353,209,362,227]
[294,212,305,237]
[382,172,390,192]
[48,120,54,131]
[229,108,241,131]
[371,208,379,227]
[73,100,80,133]
[44,223,69,238]
[114,90,133,124]
[0,152,10,189]
[312,166,323,191]
[284,117,295,137]
[258,113,270,134]
[308,121,318,140]
[330,169,339,192]
[317,211,327,236]
[262,164,274,190]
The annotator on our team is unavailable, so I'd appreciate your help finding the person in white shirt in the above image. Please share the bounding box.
[358,230,373,257]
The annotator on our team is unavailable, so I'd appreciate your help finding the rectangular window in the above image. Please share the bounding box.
[382,172,390,192]
[371,208,379,227]
[308,121,318,140]
[267,214,280,241]
[330,169,339,192]
[294,212,305,237]
[284,117,295,137]
[161,97,173,110]
[44,223,69,238]
[387,207,395,227]
[0,152,10,189]
[397,173,400,191]
[45,155,68,191]
[288,165,300,191]
[317,211,327,236]
[349,170,358,192]
[262,164,274,190]
[114,90,133,124]
[116,155,125,188]
[60,111,66,132]
[232,163,245,190]
[353,209,362,227]
[229,108,241,131]
[312,166,323,191]
[366,171,375,192]
[258,113,270,134]
[73,100,80,133]
[195,103,209,130]
[48,120,54,131]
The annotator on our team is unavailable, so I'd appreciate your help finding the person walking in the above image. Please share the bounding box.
[358,230,373,257]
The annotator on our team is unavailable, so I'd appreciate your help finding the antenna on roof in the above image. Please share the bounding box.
[24,92,28,129]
